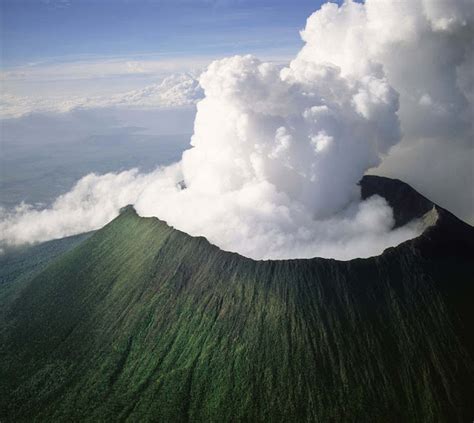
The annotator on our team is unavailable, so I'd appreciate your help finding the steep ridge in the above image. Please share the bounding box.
[0,176,473,422]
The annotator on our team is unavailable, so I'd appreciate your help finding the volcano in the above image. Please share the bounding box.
[0,175,473,422]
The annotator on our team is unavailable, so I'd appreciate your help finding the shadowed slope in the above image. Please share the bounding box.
[0,232,94,316]
[0,176,473,422]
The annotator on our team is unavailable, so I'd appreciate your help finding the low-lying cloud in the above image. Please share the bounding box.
[0,166,423,260]
[0,73,204,119]
[1,0,472,260]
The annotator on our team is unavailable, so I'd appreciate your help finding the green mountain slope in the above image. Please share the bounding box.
[0,232,94,313]
[0,176,473,422]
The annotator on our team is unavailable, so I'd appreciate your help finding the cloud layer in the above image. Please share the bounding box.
[0,166,423,260]
[2,0,472,259]
[0,73,203,119]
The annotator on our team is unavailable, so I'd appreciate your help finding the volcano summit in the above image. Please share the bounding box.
[0,176,473,422]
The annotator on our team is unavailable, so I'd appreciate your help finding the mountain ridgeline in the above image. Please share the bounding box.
[0,176,473,422]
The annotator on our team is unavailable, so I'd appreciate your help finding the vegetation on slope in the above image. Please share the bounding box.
[0,177,473,422]
[0,232,93,315]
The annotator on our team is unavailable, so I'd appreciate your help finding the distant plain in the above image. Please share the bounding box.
[0,108,194,210]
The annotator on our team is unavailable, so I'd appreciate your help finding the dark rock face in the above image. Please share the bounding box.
[360,175,436,227]
[0,176,473,422]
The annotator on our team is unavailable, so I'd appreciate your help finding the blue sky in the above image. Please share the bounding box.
[1,0,336,68]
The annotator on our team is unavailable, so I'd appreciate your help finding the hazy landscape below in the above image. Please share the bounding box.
[0,108,193,210]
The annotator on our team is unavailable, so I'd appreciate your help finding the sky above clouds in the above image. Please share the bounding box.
[2,0,331,66]
[1,0,334,111]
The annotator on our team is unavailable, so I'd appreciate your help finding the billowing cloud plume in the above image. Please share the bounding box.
[0,165,423,260]
[300,0,473,223]
[2,0,472,259]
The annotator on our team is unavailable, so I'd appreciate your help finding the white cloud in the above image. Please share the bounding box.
[0,169,162,247]
[0,53,292,118]
[107,73,204,108]
[0,56,210,82]
[0,72,204,119]
[2,0,472,259]
[0,165,425,260]
[291,0,473,223]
